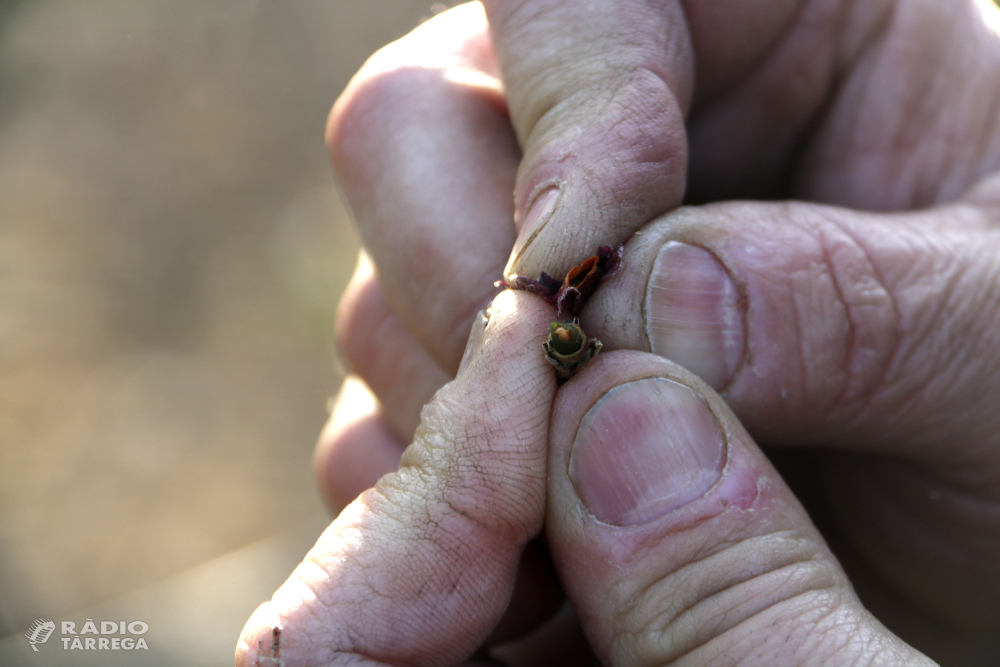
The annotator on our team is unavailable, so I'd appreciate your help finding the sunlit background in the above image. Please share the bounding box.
[0,2,450,664]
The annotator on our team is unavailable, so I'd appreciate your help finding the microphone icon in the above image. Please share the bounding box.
[24,618,55,652]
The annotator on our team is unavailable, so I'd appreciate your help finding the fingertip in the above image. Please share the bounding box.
[545,351,868,664]
[485,0,692,282]
[327,0,496,151]
[463,287,559,380]
[568,375,727,526]
[247,292,563,667]
[236,602,282,667]
[551,351,737,528]
[314,376,405,515]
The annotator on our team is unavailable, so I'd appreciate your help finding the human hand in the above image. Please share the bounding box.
[238,1,1000,664]
[238,287,936,666]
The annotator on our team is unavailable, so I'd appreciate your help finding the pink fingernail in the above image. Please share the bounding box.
[457,309,490,377]
[236,602,282,667]
[569,378,726,526]
[645,242,745,390]
[512,186,560,259]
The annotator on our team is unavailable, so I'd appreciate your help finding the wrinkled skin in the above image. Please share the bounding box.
[238,1,1000,665]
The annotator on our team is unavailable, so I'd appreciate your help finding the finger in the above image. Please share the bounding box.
[582,200,1000,639]
[315,383,564,645]
[313,376,405,515]
[237,290,557,667]
[336,250,450,442]
[481,0,693,281]
[584,201,1000,471]
[327,4,519,372]
[331,256,566,643]
[485,0,1000,276]
[545,350,935,666]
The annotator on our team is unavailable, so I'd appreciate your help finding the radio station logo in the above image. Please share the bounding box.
[24,618,149,653]
[24,619,54,652]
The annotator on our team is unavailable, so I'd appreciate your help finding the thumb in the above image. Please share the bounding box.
[480,0,692,281]
[236,290,556,666]
[545,350,935,666]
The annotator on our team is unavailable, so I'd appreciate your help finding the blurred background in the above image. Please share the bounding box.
[0,1,451,664]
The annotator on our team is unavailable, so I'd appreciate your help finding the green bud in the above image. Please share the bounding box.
[543,318,602,383]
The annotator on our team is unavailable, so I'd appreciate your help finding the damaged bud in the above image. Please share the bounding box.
[497,245,623,318]
[543,318,602,383]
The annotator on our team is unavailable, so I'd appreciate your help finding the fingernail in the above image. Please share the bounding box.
[512,186,560,260]
[236,602,281,667]
[645,242,745,390]
[569,378,726,526]
[457,309,490,376]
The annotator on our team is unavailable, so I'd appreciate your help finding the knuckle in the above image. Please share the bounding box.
[325,60,416,165]
[327,7,490,157]
[813,212,901,416]
[779,208,902,428]
[614,530,850,665]
[532,66,685,182]
[600,67,684,158]
[830,213,1000,443]
[326,45,435,161]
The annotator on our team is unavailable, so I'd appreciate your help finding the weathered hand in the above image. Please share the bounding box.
[240,288,939,666]
[238,1,1000,664]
